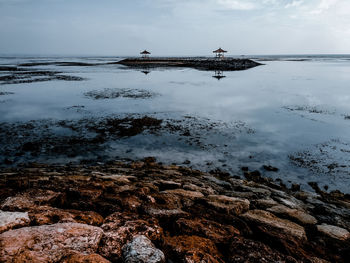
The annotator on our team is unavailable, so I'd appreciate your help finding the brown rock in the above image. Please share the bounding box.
[0,210,30,233]
[308,257,330,263]
[156,180,181,190]
[267,205,317,225]
[29,206,103,226]
[61,253,111,263]
[145,208,189,219]
[99,212,164,261]
[1,189,62,211]
[174,218,240,244]
[162,189,204,198]
[164,235,224,263]
[241,210,307,241]
[253,198,279,209]
[182,183,216,195]
[0,223,103,262]
[228,236,299,263]
[241,209,307,256]
[206,195,250,215]
[316,224,350,241]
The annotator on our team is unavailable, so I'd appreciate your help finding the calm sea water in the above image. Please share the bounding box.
[1,55,350,192]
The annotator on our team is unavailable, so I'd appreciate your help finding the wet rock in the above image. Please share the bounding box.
[291,184,301,192]
[174,218,240,243]
[1,160,349,262]
[29,206,103,226]
[228,236,299,263]
[273,196,304,210]
[263,165,279,172]
[155,180,181,190]
[241,209,307,256]
[99,213,164,261]
[242,209,307,241]
[308,257,331,263]
[145,208,189,219]
[1,189,62,211]
[164,235,224,263]
[267,205,317,225]
[182,183,216,195]
[316,224,350,241]
[204,175,232,189]
[206,195,250,215]
[61,253,111,263]
[0,210,30,233]
[122,235,165,263]
[162,189,204,198]
[252,199,279,209]
[0,223,103,262]
[231,185,271,199]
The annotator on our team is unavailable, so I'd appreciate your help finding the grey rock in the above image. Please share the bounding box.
[123,235,165,263]
[0,210,30,233]
[316,224,350,241]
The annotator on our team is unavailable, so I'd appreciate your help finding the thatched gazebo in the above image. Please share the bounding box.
[140,50,151,59]
[213,48,227,59]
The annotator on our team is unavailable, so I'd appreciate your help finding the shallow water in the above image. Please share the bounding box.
[1,55,350,192]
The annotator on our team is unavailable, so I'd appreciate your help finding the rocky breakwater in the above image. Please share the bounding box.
[117,58,262,71]
[0,158,349,262]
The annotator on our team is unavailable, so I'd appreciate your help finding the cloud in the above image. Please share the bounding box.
[216,0,258,10]
[285,0,304,9]
[311,0,338,14]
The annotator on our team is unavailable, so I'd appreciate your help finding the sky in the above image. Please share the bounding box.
[0,0,349,56]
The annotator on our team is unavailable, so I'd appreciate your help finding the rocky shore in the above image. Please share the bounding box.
[117,58,261,71]
[1,158,349,262]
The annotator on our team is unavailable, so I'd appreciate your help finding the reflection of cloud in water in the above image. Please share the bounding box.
[169,81,207,86]
[84,88,157,100]
[0,114,255,170]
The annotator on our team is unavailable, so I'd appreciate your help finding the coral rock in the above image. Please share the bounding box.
[0,210,30,233]
[316,224,350,241]
[0,223,103,262]
[123,235,165,263]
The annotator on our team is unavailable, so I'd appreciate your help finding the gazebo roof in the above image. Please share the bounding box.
[213,48,227,53]
[140,50,151,54]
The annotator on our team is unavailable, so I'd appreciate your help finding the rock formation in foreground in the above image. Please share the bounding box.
[0,158,349,262]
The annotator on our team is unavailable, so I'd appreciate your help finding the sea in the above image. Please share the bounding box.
[1,54,350,193]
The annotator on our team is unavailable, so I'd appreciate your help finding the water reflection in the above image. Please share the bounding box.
[2,57,350,192]
[212,70,226,80]
[141,70,151,75]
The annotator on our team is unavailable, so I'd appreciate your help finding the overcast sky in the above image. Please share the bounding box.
[0,0,349,56]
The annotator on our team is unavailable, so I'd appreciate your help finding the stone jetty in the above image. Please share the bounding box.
[1,158,349,262]
[117,58,262,71]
